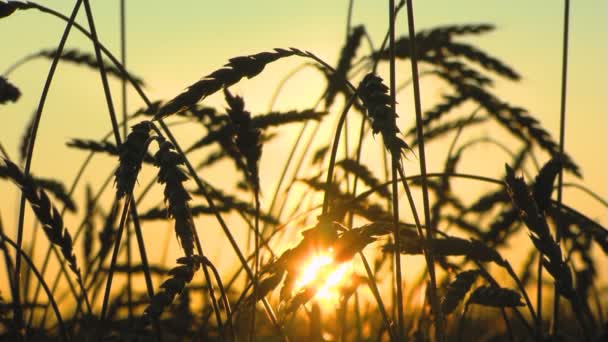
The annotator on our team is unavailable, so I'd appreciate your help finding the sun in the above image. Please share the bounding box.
[294,249,354,304]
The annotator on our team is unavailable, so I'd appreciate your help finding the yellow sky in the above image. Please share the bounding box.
[0,0,606,303]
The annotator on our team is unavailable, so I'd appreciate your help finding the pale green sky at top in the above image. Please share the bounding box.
[0,1,606,270]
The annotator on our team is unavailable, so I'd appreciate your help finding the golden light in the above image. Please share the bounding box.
[294,249,354,304]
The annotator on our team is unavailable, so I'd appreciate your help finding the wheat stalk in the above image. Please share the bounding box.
[553,2,571,331]
[0,232,69,341]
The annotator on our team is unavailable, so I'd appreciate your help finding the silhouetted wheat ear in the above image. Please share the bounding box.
[426,23,496,37]
[0,1,17,18]
[311,145,329,166]
[98,200,120,261]
[224,88,262,192]
[0,158,80,276]
[195,133,276,171]
[0,76,21,104]
[35,48,144,85]
[386,236,505,267]
[441,270,479,315]
[374,23,520,80]
[143,200,278,224]
[114,121,154,198]
[375,24,495,59]
[137,102,222,127]
[300,176,392,222]
[410,116,487,148]
[430,154,465,212]
[406,94,468,137]
[139,256,201,327]
[187,109,325,153]
[191,180,279,223]
[68,138,118,154]
[35,177,76,212]
[140,205,213,220]
[466,189,509,214]
[511,142,532,171]
[19,111,35,162]
[456,84,580,177]
[325,25,365,108]
[507,107,579,176]
[284,287,316,316]
[252,109,328,128]
[436,41,520,79]
[0,1,32,18]
[0,292,6,319]
[133,100,163,116]
[154,48,310,120]
[467,286,524,308]
[338,158,390,199]
[434,60,494,87]
[273,218,340,302]
[196,149,226,169]
[248,268,286,304]
[428,152,464,229]
[101,264,170,276]
[173,288,193,330]
[518,248,537,288]
[547,204,608,254]
[532,158,562,212]
[83,185,95,266]
[484,207,519,245]
[504,165,575,299]
[505,165,554,244]
[154,138,196,257]
[332,228,376,263]
[358,73,410,155]
[68,138,155,164]
[445,216,483,238]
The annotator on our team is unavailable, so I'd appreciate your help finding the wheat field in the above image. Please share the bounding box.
[0,0,606,341]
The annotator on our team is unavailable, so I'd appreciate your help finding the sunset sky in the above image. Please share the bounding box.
[1,0,606,281]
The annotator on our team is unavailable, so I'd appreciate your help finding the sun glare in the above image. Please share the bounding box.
[295,249,353,304]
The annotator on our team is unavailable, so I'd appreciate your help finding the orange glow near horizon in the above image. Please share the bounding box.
[295,249,354,304]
